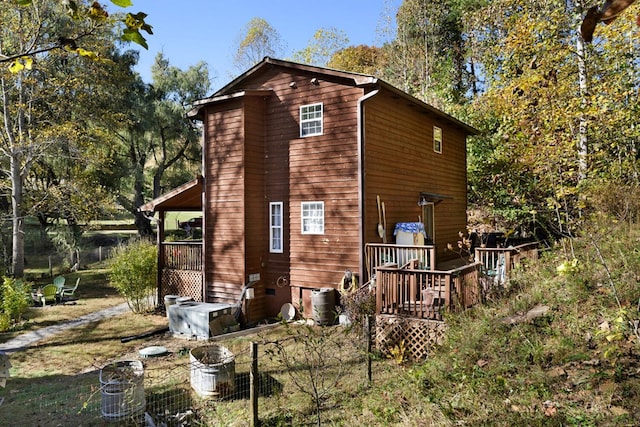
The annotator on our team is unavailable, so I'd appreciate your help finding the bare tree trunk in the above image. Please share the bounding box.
[577,20,589,180]
[11,150,24,277]
[134,166,152,236]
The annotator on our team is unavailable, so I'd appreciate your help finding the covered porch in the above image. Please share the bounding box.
[138,176,204,303]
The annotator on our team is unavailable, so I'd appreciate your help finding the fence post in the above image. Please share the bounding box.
[250,341,258,427]
[365,315,372,384]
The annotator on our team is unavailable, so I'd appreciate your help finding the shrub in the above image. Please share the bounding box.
[108,238,157,313]
[338,287,376,333]
[0,277,31,331]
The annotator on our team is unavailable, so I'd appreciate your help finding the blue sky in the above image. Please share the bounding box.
[115,0,402,90]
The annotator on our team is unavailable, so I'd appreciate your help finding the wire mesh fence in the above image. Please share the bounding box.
[1,321,373,426]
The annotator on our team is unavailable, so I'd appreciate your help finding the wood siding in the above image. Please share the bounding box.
[253,70,363,310]
[362,88,468,271]
[243,95,267,320]
[203,98,246,305]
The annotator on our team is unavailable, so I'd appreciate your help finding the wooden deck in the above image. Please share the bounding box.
[375,262,481,321]
[365,243,436,279]
[373,242,539,320]
[474,242,539,286]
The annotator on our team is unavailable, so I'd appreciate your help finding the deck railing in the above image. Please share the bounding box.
[474,242,539,285]
[365,243,436,280]
[374,262,482,321]
[161,241,203,271]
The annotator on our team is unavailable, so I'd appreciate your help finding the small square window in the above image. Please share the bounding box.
[433,126,442,153]
[301,201,324,234]
[300,103,323,137]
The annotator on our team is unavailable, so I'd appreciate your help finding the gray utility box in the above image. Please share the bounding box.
[168,302,233,339]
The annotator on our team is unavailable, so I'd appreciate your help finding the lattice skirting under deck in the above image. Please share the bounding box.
[375,314,447,361]
[160,269,203,303]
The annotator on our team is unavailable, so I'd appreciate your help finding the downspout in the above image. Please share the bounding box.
[357,89,379,283]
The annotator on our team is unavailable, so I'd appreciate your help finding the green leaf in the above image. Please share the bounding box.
[13,0,32,5]
[121,28,148,49]
[110,0,133,7]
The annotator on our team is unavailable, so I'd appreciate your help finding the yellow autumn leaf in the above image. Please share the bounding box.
[75,48,99,60]
[22,56,33,70]
[7,57,32,74]
[8,60,23,73]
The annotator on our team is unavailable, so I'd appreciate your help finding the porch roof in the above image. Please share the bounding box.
[138,175,203,213]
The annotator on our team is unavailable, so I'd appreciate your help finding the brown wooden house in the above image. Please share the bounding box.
[141,57,479,323]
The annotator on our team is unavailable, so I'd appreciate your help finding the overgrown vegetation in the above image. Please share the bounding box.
[338,287,376,332]
[406,217,640,425]
[108,238,157,313]
[0,277,32,332]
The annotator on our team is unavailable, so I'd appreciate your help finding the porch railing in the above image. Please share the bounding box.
[365,243,436,280]
[474,242,539,286]
[374,262,482,321]
[161,242,203,271]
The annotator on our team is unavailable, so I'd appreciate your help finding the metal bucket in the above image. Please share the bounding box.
[164,295,179,319]
[100,360,145,422]
[176,296,194,305]
[164,294,179,308]
[190,345,235,399]
[312,288,336,326]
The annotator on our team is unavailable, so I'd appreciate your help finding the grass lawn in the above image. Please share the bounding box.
[2,256,425,426]
[3,308,429,426]
[1,267,125,343]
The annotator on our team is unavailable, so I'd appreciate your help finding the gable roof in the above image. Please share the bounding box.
[138,175,203,213]
[214,57,378,96]
[189,57,478,136]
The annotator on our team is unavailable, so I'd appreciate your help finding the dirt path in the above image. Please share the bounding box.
[0,302,130,353]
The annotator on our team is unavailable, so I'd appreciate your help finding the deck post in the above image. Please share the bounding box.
[375,271,383,314]
[444,275,452,310]
[505,250,513,277]
[157,211,165,306]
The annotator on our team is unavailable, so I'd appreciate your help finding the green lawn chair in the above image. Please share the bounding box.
[40,284,58,307]
[52,276,66,295]
[60,278,80,301]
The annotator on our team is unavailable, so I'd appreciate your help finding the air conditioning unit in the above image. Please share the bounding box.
[167,302,234,339]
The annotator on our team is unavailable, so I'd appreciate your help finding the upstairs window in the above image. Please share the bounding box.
[301,201,324,234]
[270,202,283,253]
[300,103,323,137]
[433,126,442,153]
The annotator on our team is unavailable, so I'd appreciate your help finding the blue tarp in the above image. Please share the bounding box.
[393,222,427,238]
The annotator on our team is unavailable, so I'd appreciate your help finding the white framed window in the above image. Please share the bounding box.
[270,202,283,253]
[433,126,442,153]
[300,103,323,137]
[301,201,324,234]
